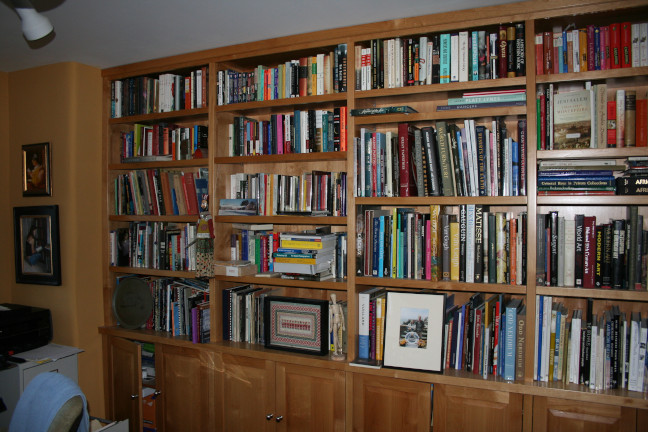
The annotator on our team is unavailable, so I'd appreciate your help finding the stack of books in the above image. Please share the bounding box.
[616,156,648,195]
[274,231,338,281]
[537,159,624,195]
[437,89,526,111]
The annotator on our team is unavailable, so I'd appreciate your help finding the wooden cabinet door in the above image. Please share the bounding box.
[221,354,275,432]
[433,384,523,432]
[105,337,142,432]
[533,396,636,432]
[157,344,217,432]
[275,362,345,432]
[352,373,430,432]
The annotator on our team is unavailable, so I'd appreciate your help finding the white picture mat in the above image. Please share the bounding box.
[383,291,445,372]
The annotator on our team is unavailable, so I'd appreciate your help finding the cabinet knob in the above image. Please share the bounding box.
[275,416,283,423]
[130,394,139,400]
[153,390,161,397]
[266,414,274,421]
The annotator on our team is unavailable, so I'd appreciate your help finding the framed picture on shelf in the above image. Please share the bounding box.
[383,291,445,372]
[22,142,51,196]
[264,296,329,355]
[13,205,61,285]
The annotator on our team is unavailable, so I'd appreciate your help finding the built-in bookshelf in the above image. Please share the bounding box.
[100,1,648,430]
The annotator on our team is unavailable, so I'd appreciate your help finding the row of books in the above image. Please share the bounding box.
[538,83,647,150]
[537,168,617,194]
[125,276,210,342]
[230,226,348,280]
[356,288,525,381]
[357,206,527,286]
[535,22,648,75]
[228,107,347,156]
[355,119,526,198]
[222,287,348,355]
[355,23,525,91]
[120,124,208,162]
[617,157,648,195]
[114,169,208,216]
[216,44,348,105]
[109,222,198,271]
[534,296,647,393]
[228,171,347,217]
[536,207,647,290]
[110,67,208,118]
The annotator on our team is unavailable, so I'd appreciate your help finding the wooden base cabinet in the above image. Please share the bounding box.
[532,397,637,432]
[433,385,523,432]
[351,373,431,432]
[218,353,345,432]
[104,336,216,432]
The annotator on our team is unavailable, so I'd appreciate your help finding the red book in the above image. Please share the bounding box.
[583,216,597,289]
[183,172,199,215]
[621,22,632,67]
[587,25,596,71]
[298,57,308,97]
[397,123,417,197]
[543,32,553,74]
[600,26,610,70]
[607,101,617,147]
[636,99,647,147]
[610,23,621,68]
[499,25,508,78]
[340,106,347,151]
[535,33,544,75]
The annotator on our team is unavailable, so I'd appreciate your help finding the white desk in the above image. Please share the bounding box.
[0,344,81,430]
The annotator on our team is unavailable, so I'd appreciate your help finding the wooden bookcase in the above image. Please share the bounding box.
[100,0,648,431]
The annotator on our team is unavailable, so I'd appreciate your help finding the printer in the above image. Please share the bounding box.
[0,304,52,355]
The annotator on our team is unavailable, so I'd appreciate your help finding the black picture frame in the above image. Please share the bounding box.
[14,205,62,285]
[264,296,329,355]
[22,142,52,197]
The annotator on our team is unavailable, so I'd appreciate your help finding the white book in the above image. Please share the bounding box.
[589,314,598,390]
[196,68,203,108]
[483,324,491,379]
[386,39,394,89]
[465,204,475,283]
[450,33,459,82]
[640,23,648,67]
[572,29,580,73]
[316,53,325,95]
[620,314,628,388]
[629,313,641,391]
[542,295,552,382]
[419,36,428,85]
[569,311,582,384]
[534,294,540,380]
[468,119,479,196]
[458,31,469,82]
[563,219,575,287]
[632,23,641,68]
[616,90,625,147]
[395,38,402,88]
[596,317,605,390]
[426,40,433,85]
[638,320,648,392]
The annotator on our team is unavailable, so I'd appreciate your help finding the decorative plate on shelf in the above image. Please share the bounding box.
[112,277,153,330]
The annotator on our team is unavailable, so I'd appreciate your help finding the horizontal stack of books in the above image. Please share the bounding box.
[537,159,624,196]
[436,89,526,111]
[616,156,648,195]
[274,231,340,281]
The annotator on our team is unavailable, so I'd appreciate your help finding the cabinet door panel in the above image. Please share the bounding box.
[221,354,275,432]
[158,345,216,432]
[533,396,636,432]
[276,362,345,432]
[106,337,142,432]
[434,384,522,432]
[352,373,430,432]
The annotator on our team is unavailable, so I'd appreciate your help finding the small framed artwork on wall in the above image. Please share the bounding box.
[22,142,51,196]
[13,205,61,285]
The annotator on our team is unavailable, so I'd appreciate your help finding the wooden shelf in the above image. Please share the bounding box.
[354,77,527,98]
[214,151,347,164]
[535,66,648,84]
[355,277,526,294]
[213,275,347,291]
[109,266,197,278]
[214,92,347,113]
[536,286,648,301]
[213,215,347,225]
[356,196,527,206]
[537,147,648,160]
[353,106,526,125]
[109,159,209,170]
[109,215,199,223]
[108,106,209,124]
[536,196,648,206]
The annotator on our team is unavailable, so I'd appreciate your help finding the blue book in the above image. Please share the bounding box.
[372,216,380,276]
[562,30,569,73]
[511,140,520,196]
[503,298,522,380]
[294,110,301,152]
[553,306,562,380]
[440,34,451,83]
[457,303,466,369]
[471,31,479,81]
[537,295,544,381]
[378,215,385,277]
[594,27,601,70]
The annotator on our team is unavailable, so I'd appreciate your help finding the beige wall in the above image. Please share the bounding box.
[0,72,10,305]
[5,63,105,417]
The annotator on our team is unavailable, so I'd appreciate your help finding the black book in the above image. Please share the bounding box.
[549,211,559,286]
[611,219,626,289]
[475,125,488,196]
[574,214,585,288]
[421,126,441,196]
[514,23,526,76]
[448,124,465,197]
[601,223,614,289]
[431,35,441,84]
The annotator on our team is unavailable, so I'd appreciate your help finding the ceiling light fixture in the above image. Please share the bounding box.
[12,0,54,41]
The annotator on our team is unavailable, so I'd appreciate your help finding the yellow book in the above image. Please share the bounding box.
[450,220,460,281]
[429,205,441,281]
[273,257,327,265]
[279,240,326,250]
[376,294,386,361]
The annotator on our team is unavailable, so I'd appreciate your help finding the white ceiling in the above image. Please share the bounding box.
[0,0,516,73]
